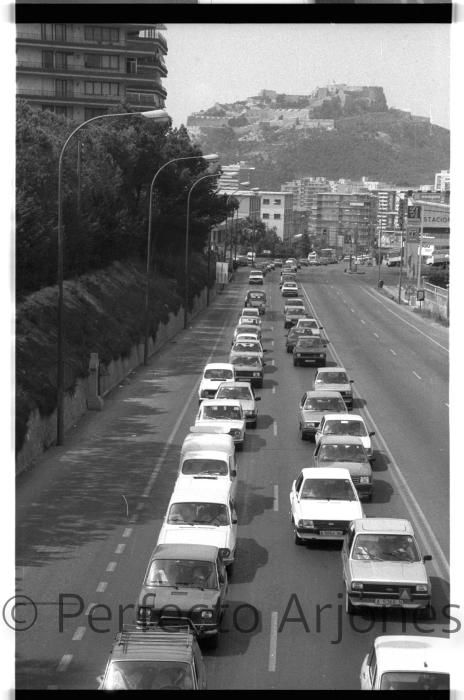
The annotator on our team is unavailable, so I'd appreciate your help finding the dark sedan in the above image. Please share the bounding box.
[293,336,329,367]
[285,327,314,353]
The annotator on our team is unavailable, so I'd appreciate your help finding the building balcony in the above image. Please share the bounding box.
[17,87,124,104]
[125,31,167,54]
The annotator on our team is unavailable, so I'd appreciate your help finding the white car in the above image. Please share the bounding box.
[215,381,260,429]
[248,271,264,285]
[289,467,364,543]
[237,316,261,329]
[360,635,452,691]
[232,324,262,343]
[281,281,299,297]
[313,366,354,409]
[315,413,375,459]
[240,307,260,319]
[229,340,265,363]
[195,399,245,449]
[295,318,323,336]
[233,332,261,345]
[157,479,238,570]
[198,363,235,402]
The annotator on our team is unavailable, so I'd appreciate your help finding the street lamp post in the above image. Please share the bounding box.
[184,172,220,329]
[143,152,218,365]
[56,108,170,445]
[377,215,383,287]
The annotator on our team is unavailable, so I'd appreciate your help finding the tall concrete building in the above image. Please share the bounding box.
[16,23,168,120]
[309,192,377,252]
[282,177,331,212]
[259,191,293,242]
[434,169,450,193]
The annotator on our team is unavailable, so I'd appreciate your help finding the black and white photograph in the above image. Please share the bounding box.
[6,4,463,695]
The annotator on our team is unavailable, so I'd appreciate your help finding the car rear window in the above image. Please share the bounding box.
[181,458,228,475]
[204,369,233,380]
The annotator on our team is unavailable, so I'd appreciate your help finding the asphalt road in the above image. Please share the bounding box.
[15,264,450,690]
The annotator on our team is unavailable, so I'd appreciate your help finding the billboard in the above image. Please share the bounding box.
[216,262,229,284]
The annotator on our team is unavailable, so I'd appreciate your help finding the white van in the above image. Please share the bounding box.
[180,428,238,498]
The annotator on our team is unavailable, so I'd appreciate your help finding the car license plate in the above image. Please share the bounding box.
[320,530,343,536]
[373,598,401,606]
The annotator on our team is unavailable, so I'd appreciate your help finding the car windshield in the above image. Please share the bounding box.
[304,397,345,411]
[289,329,313,339]
[316,372,348,384]
[239,317,259,326]
[202,405,242,420]
[324,420,367,437]
[233,343,260,353]
[299,320,318,328]
[249,293,265,300]
[318,443,367,462]
[296,338,322,348]
[231,356,261,367]
[204,369,233,380]
[352,534,421,562]
[181,458,228,476]
[217,386,253,400]
[104,661,194,690]
[167,501,230,526]
[300,478,356,501]
[147,558,218,589]
[379,672,449,691]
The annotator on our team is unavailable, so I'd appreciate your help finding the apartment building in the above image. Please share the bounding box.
[16,23,168,121]
[282,177,330,212]
[259,191,293,242]
[309,192,377,252]
[434,169,450,193]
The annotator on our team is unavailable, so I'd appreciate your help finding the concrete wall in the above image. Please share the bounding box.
[16,285,217,475]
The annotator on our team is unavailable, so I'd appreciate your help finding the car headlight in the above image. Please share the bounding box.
[244,410,254,416]
[229,429,241,438]
[219,547,230,558]
[416,584,429,592]
[137,606,151,621]
[297,519,313,528]
[200,610,214,619]
[351,582,363,591]
[359,476,371,484]
[253,372,261,377]
[296,353,301,357]
[319,354,324,358]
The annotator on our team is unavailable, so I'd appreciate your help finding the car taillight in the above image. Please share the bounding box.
[137,606,151,622]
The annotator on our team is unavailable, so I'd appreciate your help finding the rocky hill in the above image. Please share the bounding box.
[186,86,449,188]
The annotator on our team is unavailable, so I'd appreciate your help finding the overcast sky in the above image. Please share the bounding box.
[164,23,450,130]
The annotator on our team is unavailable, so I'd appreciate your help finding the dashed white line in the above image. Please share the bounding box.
[115,543,126,554]
[122,528,132,538]
[106,561,117,573]
[270,339,274,346]
[136,502,144,511]
[271,359,275,366]
[96,581,107,593]
[273,485,279,511]
[273,421,278,437]
[272,386,276,394]
[390,349,397,356]
[268,612,278,672]
[57,654,73,673]
[350,308,355,313]
[72,626,86,641]
[360,319,366,325]
[445,403,449,408]
[373,332,379,338]
[413,371,422,380]
[85,603,96,616]
[129,514,138,523]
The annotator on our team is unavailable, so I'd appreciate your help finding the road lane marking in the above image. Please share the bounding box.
[360,319,366,325]
[413,371,422,380]
[115,543,126,554]
[270,339,274,346]
[122,528,132,538]
[273,421,278,437]
[72,626,86,641]
[272,386,276,394]
[390,349,397,356]
[136,502,144,511]
[57,655,73,672]
[85,603,96,616]
[362,288,448,353]
[373,332,379,338]
[271,359,275,366]
[106,562,117,572]
[445,403,449,407]
[273,485,279,511]
[268,612,278,672]
[350,308,355,313]
[96,582,107,593]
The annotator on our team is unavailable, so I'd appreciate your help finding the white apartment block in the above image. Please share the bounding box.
[434,169,450,192]
[259,191,293,242]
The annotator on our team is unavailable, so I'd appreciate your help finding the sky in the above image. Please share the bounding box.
[164,23,451,130]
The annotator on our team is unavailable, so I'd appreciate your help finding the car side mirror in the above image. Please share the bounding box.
[263,362,266,366]
[255,396,261,401]
[350,379,354,383]
[319,326,323,329]
[263,349,268,352]
[231,469,237,478]
[423,554,433,562]
[232,517,238,524]
[96,676,103,687]
[369,431,375,437]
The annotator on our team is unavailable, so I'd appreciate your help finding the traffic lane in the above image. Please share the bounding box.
[299,274,449,561]
[15,287,245,688]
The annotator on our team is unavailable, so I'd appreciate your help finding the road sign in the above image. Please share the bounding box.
[416,289,425,302]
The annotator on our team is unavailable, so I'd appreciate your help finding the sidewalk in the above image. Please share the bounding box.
[376,281,449,332]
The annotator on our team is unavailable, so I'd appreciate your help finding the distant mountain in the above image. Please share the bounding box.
[186,86,449,188]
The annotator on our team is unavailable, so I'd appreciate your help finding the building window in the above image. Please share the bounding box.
[84,81,120,96]
[42,50,54,69]
[41,24,67,41]
[274,214,281,220]
[84,26,120,43]
[262,213,270,220]
[273,199,281,205]
[55,79,71,97]
[85,54,119,70]
[263,199,270,205]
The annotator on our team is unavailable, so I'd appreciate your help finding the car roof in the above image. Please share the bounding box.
[316,366,347,373]
[153,542,219,561]
[216,381,253,390]
[318,435,365,445]
[322,413,364,421]
[181,449,230,461]
[169,477,233,503]
[373,635,452,675]
[352,518,414,534]
[304,390,344,399]
[200,399,242,407]
[299,466,353,480]
[109,625,196,664]
[203,362,234,371]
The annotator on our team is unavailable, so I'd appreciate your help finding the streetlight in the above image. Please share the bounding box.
[184,171,221,329]
[144,152,218,365]
[56,108,170,445]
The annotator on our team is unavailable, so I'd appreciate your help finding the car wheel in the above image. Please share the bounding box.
[250,419,257,429]
[227,562,234,578]
[417,603,434,620]
[205,634,219,650]
[364,493,372,502]
[345,591,355,615]
[286,346,291,353]
[319,360,326,367]
[299,425,305,440]
[294,530,304,546]
[293,359,298,366]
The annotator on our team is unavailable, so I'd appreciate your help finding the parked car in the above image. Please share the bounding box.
[281,281,299,297]
[295,318,323,336]
[180,429,237,498]
[298,389,347,440]
[98,624,207,690]
[215,380,260,428]
[232,324,262,343]
[240,306,260,319]
[280,272,297,288]
[244,290,267,314]
[198,363,235,402]
[342,518,432,616]
[293,336,329,367]
[194,399,245,450]
[285,327,314,353]
[360,635,451,690]
[284,305,309,329]
[229,340,265,363]
[315,413,375,459]
[230,354,264,388]
[157,479,237,570]
[287,296,305,309]
[313,367,354,409]
[248,270,264,285]
[289,467,364,544]
[313,435,373,501]
[136,543,228,648]
[237,315,261,330]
